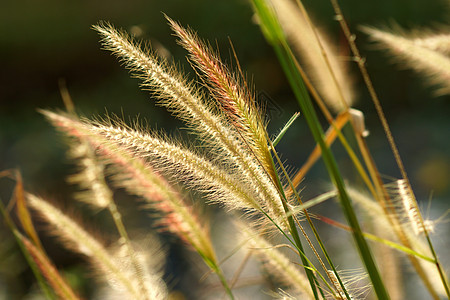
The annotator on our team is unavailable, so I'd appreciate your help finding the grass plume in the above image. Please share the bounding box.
[238,221,315,298]
[27,193,168,300]
[167,17,276,183]
[362,25,450,95]
[269,0,355,112]
[93,22,288,232]
[3,4,448,299]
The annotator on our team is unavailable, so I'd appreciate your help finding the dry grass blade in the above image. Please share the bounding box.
[20,234,80,300]
[14,171,45,252]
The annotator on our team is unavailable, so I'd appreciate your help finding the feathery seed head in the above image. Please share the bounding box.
[92,22,288,230]
[385,179,428,235]
[270,0,355,112]
[42,111,290,230]
[26,194,165,299]
[43,110,217,261]
[102,145,217,260]
[238,222,314,298]
[348,186,447,296]
[67,139,113,209]
[167,16,276,181]
[411,32,450,54]
[362,26,450,95]
[326,269,369,300]
[105,238,168,300]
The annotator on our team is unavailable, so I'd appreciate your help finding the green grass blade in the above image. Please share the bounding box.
[271,112,300,147]
[267,141,323,299]
[250,1,390,299]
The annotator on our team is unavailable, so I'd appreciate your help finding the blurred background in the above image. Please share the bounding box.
[1,0,449,299]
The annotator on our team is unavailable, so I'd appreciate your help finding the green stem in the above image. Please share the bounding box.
[274,41,389,299]
[249,1,390,297]
[201,255,235,300]
[267,141,325,299]
[329,1,449,297]
[280,41,388,298]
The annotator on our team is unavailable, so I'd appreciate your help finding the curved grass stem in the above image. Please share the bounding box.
[329,0,449,297]
[250,1,390,298]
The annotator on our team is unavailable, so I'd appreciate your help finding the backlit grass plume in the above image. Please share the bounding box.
[42,110,216,259]
[42,110,236,296]
[348,186,447,296]
[66,134,113,209]
[27,194,168,300]
[93,22,289,230]
[269,0,355,112]
[4,3,449,299]
[167,17,276,183]
[362,26,450,95]
[409,32,450,54]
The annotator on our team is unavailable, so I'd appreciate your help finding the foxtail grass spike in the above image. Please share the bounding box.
[362,26,450,95]
[27,194,168,300]
[167,17,275,181]
[269,0,355,112]
[93,22,288,231]
[238,222,315,299]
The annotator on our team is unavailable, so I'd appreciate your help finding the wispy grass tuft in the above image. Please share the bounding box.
[362,26,450,95]
[66,137,113,209]
[4,4,449,299]
[237,221,315,298]
[269,0,355,112]
[27,193,168,300]
[93,22,288,232]
[167,17,276,183]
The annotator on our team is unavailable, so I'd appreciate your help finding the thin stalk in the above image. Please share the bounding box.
[229,250,253,289]
[293,2,443,292]
[267,145,323,299]
[330,0,449,297]
[228,109,322,296]
[200,255,234,300]
[355,134,441,299]
[272,112,301,147]
[20,234,80,300]
[317,215,435,262]
[251,1,389,298]
[275,39,389,299]
[258,199,338,297]
[284,63,377,201]
[293,0,348,110]
[270,141,350,300]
